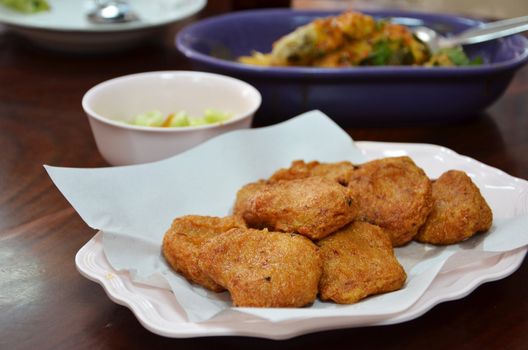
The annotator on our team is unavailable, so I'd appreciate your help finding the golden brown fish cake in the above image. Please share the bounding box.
[269,160,355,186]
[162,215,244,292]
[414,170,493,245]
[318,221,406,304]
[232,180,267,219]
[348,156,433,246]
[234,176,357,240]
[198,228,322,307]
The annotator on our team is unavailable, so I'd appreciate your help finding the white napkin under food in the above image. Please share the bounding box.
[45,110,528,323]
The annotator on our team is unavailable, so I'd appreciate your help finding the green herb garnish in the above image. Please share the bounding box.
[361,40,392,66]
[433,47,483,66]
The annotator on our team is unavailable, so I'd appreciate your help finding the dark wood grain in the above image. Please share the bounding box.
[0,2,526,349]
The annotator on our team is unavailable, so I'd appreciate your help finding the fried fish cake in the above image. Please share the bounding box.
[234,176,357,240]
[318,221,406,304]
[348,156,433,246]
[162,215,244,292]
[269,160,355,186]
[198,228,322,307]
[414,170,493,245]
[232,180,267,217]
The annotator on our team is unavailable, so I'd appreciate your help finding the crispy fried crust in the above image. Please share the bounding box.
[162,215,244,292]
[269,160,355,186]
[414,170,493,245]
[318,221,406,304]
[198,228,322,307]
[348,156,433,246]
[232,180,267,218]
[233,176,357,240]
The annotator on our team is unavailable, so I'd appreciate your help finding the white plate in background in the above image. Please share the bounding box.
[0,0,206,52]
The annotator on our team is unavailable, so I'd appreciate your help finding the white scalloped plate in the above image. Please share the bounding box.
[75,141,528,339]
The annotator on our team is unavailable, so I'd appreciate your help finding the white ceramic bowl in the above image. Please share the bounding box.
[82,71,261,166]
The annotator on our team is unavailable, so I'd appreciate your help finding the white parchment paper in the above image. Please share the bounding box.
[45,110,528,323]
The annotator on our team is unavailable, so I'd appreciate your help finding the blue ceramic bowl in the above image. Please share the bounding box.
[177,9,528,125]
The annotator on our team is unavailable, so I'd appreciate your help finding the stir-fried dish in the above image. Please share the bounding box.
[239,11,481,67]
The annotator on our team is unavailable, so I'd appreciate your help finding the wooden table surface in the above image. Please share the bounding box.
[1,2,527,349]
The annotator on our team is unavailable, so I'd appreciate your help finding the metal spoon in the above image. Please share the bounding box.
[412,15,528,52]
[87,0,139,24]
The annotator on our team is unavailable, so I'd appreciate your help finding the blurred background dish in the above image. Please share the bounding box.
[82,70,261,165]
[0,0,206,53]
[176,9,528,126]
[291,0,528,21]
